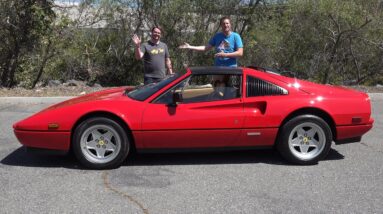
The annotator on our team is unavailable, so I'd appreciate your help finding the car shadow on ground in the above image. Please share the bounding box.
[1,147,81,169]
[1,146,345,169]
[123,148,344,167]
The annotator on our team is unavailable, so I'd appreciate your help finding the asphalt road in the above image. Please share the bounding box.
[0,95,382,213]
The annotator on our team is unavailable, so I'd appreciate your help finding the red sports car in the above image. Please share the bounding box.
[13,66,374,169]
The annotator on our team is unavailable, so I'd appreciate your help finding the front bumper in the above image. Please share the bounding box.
[14,129,71,151]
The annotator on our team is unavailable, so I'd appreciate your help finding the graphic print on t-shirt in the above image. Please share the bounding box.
[217,39,230,53]
[150,48,164,55]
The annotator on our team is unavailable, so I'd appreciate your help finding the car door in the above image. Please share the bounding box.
[138,73,244,149]
[238,73,289,146]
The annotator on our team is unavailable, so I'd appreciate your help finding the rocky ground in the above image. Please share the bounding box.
[0,85,107,97]
[348,85,383,93]
[0,82,382,97]
[0,80,114,97]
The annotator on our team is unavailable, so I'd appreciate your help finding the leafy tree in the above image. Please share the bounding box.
[0,0,55,88]
[250,0,383,84]
[1,0,382,88]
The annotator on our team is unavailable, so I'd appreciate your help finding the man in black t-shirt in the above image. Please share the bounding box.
[133,27,173,85]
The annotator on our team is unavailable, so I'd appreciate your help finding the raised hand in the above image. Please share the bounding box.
[132,34,141,46]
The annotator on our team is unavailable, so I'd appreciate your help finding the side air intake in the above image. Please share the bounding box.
[247,76,288,97]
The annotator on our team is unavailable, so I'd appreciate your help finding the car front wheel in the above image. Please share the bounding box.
[277,115,332,165]
[73,117,130,169]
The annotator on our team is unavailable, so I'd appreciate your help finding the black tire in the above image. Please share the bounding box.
[277,115,332,165]
[73,117,130,169]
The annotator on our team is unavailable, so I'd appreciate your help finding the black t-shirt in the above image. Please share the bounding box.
[141,41,170,78]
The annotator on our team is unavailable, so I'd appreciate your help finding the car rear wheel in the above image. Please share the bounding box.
[277,115,332,165]
[73,117,129,169]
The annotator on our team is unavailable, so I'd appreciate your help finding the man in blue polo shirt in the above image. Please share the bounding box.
[179,16,243,67]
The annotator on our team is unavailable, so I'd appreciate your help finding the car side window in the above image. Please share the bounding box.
[246,75,288,97]
[154,77,189,104]
[154,74,241,104]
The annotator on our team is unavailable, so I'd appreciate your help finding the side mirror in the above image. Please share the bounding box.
[168,91,182,107]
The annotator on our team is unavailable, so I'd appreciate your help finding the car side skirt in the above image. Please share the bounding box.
[132,128,278,149]
[237,128,278,146]
[137,146,274,154]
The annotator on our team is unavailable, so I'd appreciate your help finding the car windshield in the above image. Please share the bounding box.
[127,74,181,101]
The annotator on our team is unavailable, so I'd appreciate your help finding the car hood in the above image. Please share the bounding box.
[13,86,140,131]
[43,86,134,111]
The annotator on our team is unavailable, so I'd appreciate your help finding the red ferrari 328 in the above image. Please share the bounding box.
[13,66,374,169]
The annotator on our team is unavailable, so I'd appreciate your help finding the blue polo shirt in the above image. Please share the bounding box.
[209,32,243,67]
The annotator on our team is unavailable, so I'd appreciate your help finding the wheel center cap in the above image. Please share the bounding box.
[98,140,105,146]
[303,137,309,143]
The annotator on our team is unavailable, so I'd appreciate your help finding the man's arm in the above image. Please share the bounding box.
[132,34,144,60]
[166,58,173,74]
[214,47,243,58]
[179,43,213,52]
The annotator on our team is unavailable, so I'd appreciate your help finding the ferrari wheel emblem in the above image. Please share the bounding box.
[303,137,309,144]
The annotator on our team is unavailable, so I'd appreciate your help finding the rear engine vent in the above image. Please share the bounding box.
[247,76,288,97]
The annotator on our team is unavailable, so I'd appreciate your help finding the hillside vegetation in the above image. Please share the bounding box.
[1,0,382,88]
